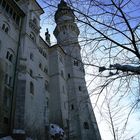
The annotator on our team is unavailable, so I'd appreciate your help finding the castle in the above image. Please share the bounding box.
[0,0,101,139]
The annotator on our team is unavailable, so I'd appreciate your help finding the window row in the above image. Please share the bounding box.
[6,51,14,63]
[58,23,76,32]
[39,63,48,75]
[29,80,49,95]
[1,23,9,33]
[30,50,47,61]
[29,19,40,34]
[74,59,85,73]
[29,32,36,42]
[29,68,48,79]
[70,104,89,129]
[29,68,48,80]
[38,47,47,59]
[0,0,21,25]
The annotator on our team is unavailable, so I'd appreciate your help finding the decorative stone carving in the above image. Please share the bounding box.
[29,19,40,34]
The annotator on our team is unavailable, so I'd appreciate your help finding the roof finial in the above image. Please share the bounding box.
[58,0,67,9]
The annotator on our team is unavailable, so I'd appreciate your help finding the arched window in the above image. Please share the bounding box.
[45,80,49,91]
[6,51,10,59]
[6,49,14,63]
[39,62,43,70]
[2,24,5,30]
[9,54,13,62]
[68,73,71,78]
[44,66,48,74]
[61,70,64,77]
[29,32,36,42]
[79,86,82,91]
[5,27,9,33]
[1,22,10,34]
[33,18,37,25]
[30,53,34,61]
[29,69,33,77]
[30,81,34,94]
[83,122,89,129]
[71,104,74,110]
[74,60,78,66]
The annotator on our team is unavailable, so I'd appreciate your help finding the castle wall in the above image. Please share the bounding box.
[0,0,101,140]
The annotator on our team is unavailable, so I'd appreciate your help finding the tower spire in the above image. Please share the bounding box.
[58,0,67,8]
[60,0,65,4]
[54,0,79,46]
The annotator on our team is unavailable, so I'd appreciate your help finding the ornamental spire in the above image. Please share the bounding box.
[58,0,67,8]
[55,0,74,23]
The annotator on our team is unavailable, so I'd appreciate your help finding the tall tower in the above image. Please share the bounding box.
[53,0,101,140]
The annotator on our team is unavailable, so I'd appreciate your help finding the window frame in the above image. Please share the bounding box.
[30,81,34,94]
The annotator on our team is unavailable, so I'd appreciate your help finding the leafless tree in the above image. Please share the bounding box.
[99,95,140,140]
[38,0,140,138]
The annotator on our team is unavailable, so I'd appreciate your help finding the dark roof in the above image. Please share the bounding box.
[51,44,66,55]
[6,0,25,17]
[34,0,44,14]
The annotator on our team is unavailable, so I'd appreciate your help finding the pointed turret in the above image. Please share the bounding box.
[55,0,75,23]
[54,0,79,47]
[52,1,102,140]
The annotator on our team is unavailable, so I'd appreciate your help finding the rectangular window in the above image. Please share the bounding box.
[84,122,89,129]
[71,104,74,110]
[29,69,33,77]
[68,73,71,78]
[79,86,82,91]
[6,51,10,59]
[74,60,78,66]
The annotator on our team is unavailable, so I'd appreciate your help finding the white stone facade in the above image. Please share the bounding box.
[0,0,101,140]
